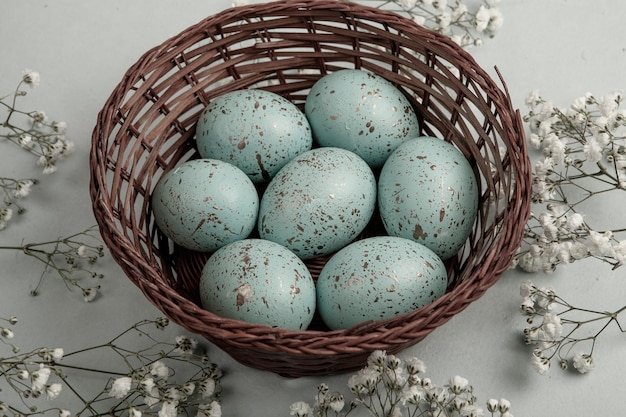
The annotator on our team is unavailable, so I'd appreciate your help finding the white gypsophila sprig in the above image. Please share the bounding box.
[0,225,105,301]
[0,317,223,417]
[290,350,513,417]
[514,90,626,273]
[0,177,37,227]
[1,71,74,175]
[344,0,503,49]
[519,280,626,375]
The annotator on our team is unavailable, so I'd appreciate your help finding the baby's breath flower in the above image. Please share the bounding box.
[449,375,469,394]
[22,69,41,87]
[572,353,595,374]
[46,382,63,400]
[200,377,216,398]
[150,360,170,378]
[1,327,14,339]
[405,356,427,375]
[110,376,133,398]
[290,401,313,417]
[31,364,51,393]
[530,353,551,375]
[174,335,198,355]
[520,281,624,375]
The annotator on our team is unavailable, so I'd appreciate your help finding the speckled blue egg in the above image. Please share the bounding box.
[151,159,258,252]
[199,239,316,330]
[196,89,313,183]
[378,137,479,260]
[304,69,420,168]
[316,236,448,330]
[258,147,376,260]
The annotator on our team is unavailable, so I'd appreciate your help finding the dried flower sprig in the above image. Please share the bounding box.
[519,280,625,375]
[0,177,37,228]
[514,90,626,273]
[344,0,503,49]
[290,350,513,417]
[0,226,105,302]
[1,69,74,175]
[0,316,223,417]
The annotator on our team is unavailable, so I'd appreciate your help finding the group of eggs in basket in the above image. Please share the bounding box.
[151,69,479,331]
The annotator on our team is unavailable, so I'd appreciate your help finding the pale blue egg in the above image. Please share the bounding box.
[258,147,377,260]
[199,239,316,330]
[316,236,448,330]
[305,69,420,168]
[151,159,258,252]
[196,89,313,183]
[378,137,479,260]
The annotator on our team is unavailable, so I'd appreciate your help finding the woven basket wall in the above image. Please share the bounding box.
[90,0,531,377]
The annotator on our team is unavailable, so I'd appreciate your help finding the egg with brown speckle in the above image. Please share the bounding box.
[199,239,316,330]
[196,89,313,183]
[378,136,479,260]
[151,158,258,252]
[305,69,420,168]
[316,236,447,330]
[258,147,376,260]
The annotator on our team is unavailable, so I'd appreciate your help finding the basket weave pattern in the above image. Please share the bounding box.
[90,0,531,377]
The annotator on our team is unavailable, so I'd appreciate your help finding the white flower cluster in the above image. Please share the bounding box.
[1,318,224,417]
[0,177,36,228]
[515,90,626,272]
[1,70,75,174]
[518,281,615,375]
[352,0,503,49]
[291,350,512,417]
[108,346,223,417]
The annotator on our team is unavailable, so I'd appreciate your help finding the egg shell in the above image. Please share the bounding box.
[196,89,313,183]
[304,69,420,168]
[316,236,448,330]
[378,136,479,260]
[151,158,259,252]
[258,147,377,260]
[199,239,316,330]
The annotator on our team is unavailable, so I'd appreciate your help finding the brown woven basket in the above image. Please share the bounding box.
[90,0,531,377]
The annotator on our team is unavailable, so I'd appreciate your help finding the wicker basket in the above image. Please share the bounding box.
[90,0,531,377]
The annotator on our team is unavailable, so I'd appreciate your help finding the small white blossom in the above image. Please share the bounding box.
[158,400,178,417]
[31,364,51,393]
[400,0,418,8]
[404,357,427,374]
[498,398,511,413]
[197,401,222,417]
[150,360,170,378]
[59,409,71,417]
[474,5,490,32]
[290,401,313,417]
[586,231,615,257]
[46,383,63,400]
[583,136,604,163]
[572,353,595,374]
[530,354,551,375]
[200,377,216,398]
[82,286,99,302]
[22,69,41,87]
[110,376,133,398]
[540,313,563,340]
[449,375,469,394]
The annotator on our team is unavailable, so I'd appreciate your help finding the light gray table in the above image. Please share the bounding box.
[2,1,625,415]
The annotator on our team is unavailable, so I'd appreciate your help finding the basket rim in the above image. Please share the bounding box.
[89,0,531,360]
